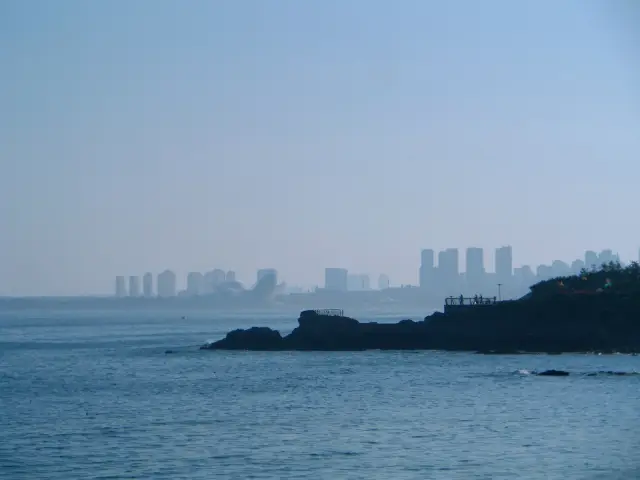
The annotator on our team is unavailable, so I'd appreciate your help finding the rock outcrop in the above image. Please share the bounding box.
[207,326,283,350]
[202,293,640,353]
[536,369,570,376]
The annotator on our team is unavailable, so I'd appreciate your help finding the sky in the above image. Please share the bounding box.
[1,0,640,295]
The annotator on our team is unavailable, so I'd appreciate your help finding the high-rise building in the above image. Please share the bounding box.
[536,264,553,280]
[465,247,484,286]
[225,270,236,283]
[257,268,278,285]
[440,248,459,275]
[186,272,204,296]
[142,272,153,297]
[551,260,570,277]
[378,274,390,290]
[203,269,226,293]
[324,268,348,291]
[212,269,226,283]
[438,248,459,293]
[157,270,177,298]
[348,274,370,291]
[495,246,513,283]
[585,250,598,270]
[419,249,435,289]
[599,249,614,266]
[570,260,585,274]
[514,265,535,287]
[128,276,141,297]
[115,276,127,297]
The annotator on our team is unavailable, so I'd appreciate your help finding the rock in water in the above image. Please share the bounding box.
[537,369,570,376]
[202,327,283,350]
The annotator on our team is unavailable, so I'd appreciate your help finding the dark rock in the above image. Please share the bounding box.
[201,326,283,350]
[201,276,640,352]
[165,350,174,354]
[537,369,570,376]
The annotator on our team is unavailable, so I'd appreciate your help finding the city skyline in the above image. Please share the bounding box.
[2,2,639,296]
[106,246,630,299]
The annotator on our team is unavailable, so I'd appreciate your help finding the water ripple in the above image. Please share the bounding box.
[1,311,640,479]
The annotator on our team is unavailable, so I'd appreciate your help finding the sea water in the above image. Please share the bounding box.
[1,308,639,479]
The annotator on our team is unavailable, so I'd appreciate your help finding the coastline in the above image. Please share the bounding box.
[202,295,640,354]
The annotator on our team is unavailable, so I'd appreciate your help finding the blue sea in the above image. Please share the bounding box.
[1,307,639,479]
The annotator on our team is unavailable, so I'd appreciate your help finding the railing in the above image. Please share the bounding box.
[313,309,344,316]
[445,296,497,306]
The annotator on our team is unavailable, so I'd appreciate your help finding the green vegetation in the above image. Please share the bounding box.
[529,261,640,297]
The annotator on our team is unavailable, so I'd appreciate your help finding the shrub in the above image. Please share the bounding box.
[529,261,640,297]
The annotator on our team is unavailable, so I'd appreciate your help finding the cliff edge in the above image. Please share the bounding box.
[202,263,640,353]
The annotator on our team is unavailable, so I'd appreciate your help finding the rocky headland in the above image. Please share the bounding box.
[202,263,640,354]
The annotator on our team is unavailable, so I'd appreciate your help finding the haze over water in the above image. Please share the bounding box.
[2,1,640,295]
[3,2,640,478]
[2,308,640,479]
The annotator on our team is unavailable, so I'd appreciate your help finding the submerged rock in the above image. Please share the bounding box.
[537,369,570,376]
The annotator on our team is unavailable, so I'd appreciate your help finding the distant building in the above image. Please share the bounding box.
[536,264,553,280]
[186,272,204,296]
[438,248,459,293]
[142,272,153,297]
[324,268,348,291]
[440,248,459,275]
[514,265,535,287]
[211,269,226,283]
[115,276,127,297]
[599,249,614,266]
[419,249,435,289]
[128,276,141,297]
[570,260,585,275]
[348,274,370,291]
[157,270,177,298]
[465,247,484,287]
[257,268,277,285]
[551,260,570,277]
[225,270,236,282]
[203,269,226,294]
[378,273,390,290]
[585,250,598,270]
[495,246,513,283]
[202,272,214,295]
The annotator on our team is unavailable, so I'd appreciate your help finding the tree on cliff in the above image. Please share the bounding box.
[530,261,640,297]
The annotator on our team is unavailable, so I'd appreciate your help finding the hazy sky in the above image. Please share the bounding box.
[2,0,639,295]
